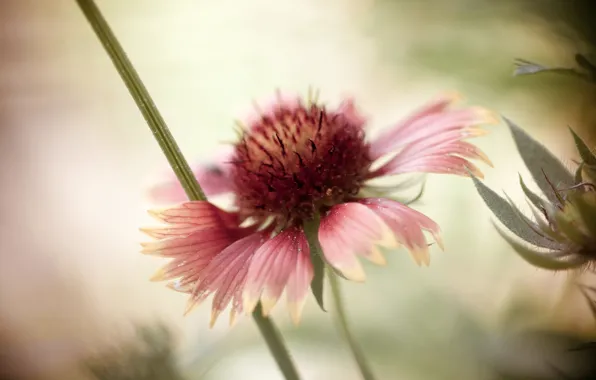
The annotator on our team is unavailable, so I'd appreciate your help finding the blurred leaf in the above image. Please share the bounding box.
[519,174,546,210]
[493,222,585,270]
[303,215,326,312]
[575,53,596,77]
[575,162,584,183]
[470,174,561,249]
[310,249,326,312]
[569,128,596,166]
[569,192,596,236]
[85,323,185,380]
[505,117,574,203]
[579,285,596,321]
[513,58,589,80]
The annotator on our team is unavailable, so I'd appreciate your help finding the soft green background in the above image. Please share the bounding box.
[0,0,594,379]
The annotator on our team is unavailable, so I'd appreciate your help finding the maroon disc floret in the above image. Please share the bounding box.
[231,100,373,225]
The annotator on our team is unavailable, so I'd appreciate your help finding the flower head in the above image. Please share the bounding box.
[143,90,495,326]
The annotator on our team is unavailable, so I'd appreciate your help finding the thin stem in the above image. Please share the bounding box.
[76,0,205,202]
[253,304,301,380]
[75,1,301,379]
[328,270,377,380]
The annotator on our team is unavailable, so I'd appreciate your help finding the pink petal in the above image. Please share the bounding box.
[243,227,310,315]
[149,149,235,204]
[185,232,267,326]
[318,202,393,281]
[140,201,251,306]
[285,245,314,324]
[359,198,442,266]
[377,155,484,179]
[145,202,240,229]
[368,102,494,179]
[369,93,463,159]
[336,97,367,128]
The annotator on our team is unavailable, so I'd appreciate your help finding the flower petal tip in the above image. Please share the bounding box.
[139,227,158,238]
[147,209,165,221]
[466,166,484,179]
[242,295,259,316]
[288,303,304,326]
[183,299,199,317]
[149,268,166,282]
[472,107,500,125]
[229,310,238,327]
[340,266,367,282]
[443,91,464,104]
[466,127,490,137]
[209,309,222,329]
[139,243,156,255]
[410,248,431,267]
[367,246,387,266]
[435,235,445,251]
[260,297,280,316]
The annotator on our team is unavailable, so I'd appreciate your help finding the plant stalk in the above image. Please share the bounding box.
[75,1,300,378]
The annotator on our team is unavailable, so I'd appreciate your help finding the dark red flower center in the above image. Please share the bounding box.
[231,99,372,226]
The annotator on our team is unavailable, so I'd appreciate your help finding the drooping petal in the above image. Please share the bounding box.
[141,201,250,299]
[369,92,463,159]
[243,227,310,316]
[286,246,314,324]
[359,198,442,266]
[145,202,240,229]
[318,202,395,281]
[149,149,235,204]
[368,95,496,179]
[184,232,267,326]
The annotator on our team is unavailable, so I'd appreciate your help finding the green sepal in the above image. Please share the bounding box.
[494,222,586,271]
[303,214,326,312]
[505,117,574,203]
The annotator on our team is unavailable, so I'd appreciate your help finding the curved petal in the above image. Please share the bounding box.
[243,227,310,316]
[149,149,235,204]
[318,202,395,282]
[184,232,267,326]
[140,201,249,301]
[368,95,495,179]
[369,92,463,159]
[286,246,314,324]
[359,198,442,266]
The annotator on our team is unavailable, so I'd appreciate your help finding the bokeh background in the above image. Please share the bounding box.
[1,0,596,379]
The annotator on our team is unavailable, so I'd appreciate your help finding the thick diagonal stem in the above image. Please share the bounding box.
[75,1,300,379]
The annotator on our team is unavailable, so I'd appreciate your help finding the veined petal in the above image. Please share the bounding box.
[370,93,468,159]
[376,155,484,179]
[243,227,309,315]
[149,150,235,204]
[318,202,395,281]
[145,202,239,229]
[368,97,495,179]
[359,198,442,266]
[286,245,314,324]
[141,228,236,257]
[141,201,251,312]
[186,232,267,326]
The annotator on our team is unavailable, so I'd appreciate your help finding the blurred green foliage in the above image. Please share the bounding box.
[85,324,187,380]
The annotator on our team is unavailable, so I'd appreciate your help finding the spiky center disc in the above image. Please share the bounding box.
[231,100,372,225]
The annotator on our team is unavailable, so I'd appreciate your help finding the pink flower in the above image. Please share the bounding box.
[142,91,495,326]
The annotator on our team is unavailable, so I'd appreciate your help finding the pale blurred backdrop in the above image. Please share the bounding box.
[1,0,595,379]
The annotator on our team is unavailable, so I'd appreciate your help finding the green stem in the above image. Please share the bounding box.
[75,1,301,379]
[328,270,377,380]
[253,304,301,380]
